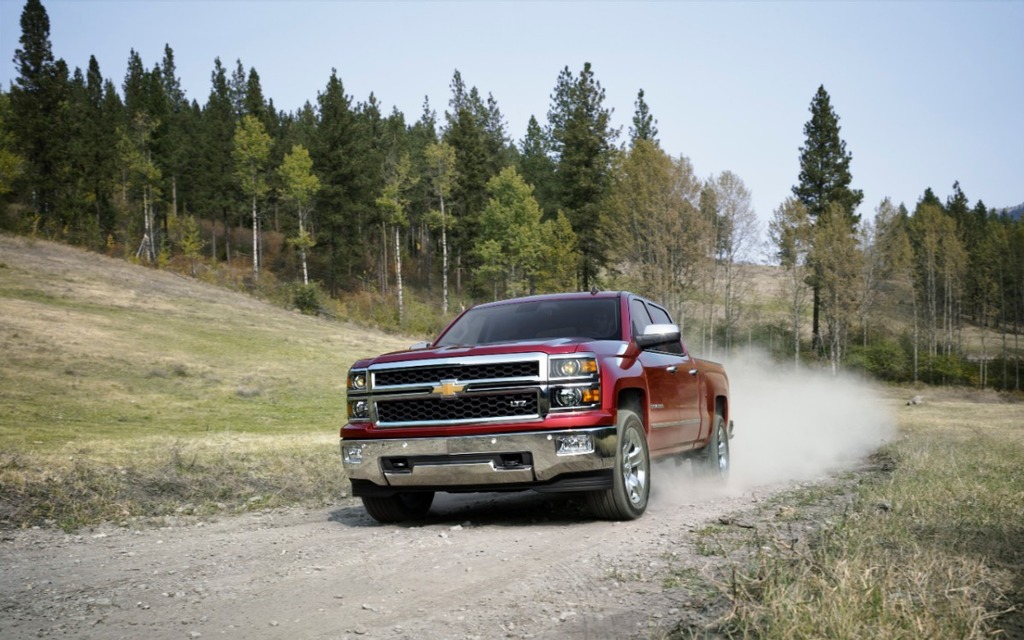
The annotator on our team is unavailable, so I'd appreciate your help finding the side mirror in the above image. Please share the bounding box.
[635,324,681,350]
[408,341,431,350]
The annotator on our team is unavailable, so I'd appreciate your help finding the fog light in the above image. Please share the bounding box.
[349,399,369,419]
[555,434,594,456]
[554,387,583,407]
[342,444,364,465]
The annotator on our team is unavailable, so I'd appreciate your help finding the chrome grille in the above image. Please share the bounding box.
[374,361,539,387]
[377,392,538,424]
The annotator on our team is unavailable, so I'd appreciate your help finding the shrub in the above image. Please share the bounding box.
[293,282,325,315]
[865,340,910,382]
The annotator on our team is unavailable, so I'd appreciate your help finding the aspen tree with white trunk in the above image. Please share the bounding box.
[232,115,272,281]
[708,170,759,353]
[278,144,320,285]
[768,197,812,369]
[813,203,863,374]
[117,113,161,264]
[376,152,417,325]
[424,142,458,314]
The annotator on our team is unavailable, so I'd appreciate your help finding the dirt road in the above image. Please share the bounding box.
[0,472,798,640]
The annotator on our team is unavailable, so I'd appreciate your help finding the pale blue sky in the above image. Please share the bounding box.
[2,0,1022,239]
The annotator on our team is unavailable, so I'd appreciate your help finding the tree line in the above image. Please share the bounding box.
[1,0,1021,389]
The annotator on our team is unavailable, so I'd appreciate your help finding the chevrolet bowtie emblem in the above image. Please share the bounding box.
[432,379,465,398]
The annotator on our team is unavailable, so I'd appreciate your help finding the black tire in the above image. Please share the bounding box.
[361,492,435,523]
[586,409,650,520]
[697,414,730,479]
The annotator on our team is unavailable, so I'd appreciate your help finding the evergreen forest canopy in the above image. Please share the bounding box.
[1,0,1022,390]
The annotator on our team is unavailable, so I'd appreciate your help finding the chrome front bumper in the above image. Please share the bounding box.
[341,426,618,489]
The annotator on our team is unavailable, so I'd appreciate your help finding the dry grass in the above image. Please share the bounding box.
[677,387,1024,639]
[0,433,347,530]
[0,234,412,530]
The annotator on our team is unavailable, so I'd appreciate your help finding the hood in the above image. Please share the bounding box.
[350,337,619,369]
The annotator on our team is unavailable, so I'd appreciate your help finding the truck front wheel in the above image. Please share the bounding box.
[361,492,434,524]
[587,409,650,520]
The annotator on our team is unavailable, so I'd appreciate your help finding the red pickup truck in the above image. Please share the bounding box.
[341,290,732,523]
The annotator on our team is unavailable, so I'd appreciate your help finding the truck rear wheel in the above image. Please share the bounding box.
[361,492,434,523]
[697,414,730,479]
[586,409,650,520]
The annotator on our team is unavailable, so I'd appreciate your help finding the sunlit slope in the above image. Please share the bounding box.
[0,234,412,451]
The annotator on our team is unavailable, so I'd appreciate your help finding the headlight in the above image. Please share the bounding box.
[551,384,600,409]
[550,357,598,379]
[348,370,368,391]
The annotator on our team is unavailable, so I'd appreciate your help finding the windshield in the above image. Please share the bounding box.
[435,298,621,347]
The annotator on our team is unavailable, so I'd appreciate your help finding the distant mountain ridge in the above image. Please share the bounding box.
[999,202,1024,221]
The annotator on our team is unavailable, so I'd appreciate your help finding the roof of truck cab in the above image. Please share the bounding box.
[469,290,631,310]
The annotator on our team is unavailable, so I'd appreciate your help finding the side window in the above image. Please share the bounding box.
[629,298,652,337]
[646,303,684,355]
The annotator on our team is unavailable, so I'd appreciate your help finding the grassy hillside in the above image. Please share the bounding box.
[0,234,412,529]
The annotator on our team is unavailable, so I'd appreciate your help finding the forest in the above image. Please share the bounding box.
[1,0,1022,390]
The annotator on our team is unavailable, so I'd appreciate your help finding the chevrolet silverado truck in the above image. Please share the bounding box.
[341,290,732,523]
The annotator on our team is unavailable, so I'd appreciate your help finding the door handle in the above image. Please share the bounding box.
[688,369,699,376]
[666,366,678,374]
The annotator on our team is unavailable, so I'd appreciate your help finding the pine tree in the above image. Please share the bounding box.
[312,69,376,291]
[63,56,118,244]
[9,0,70,227]
[243,67,268,124]
[156,45,192,222]
[122,49,148,121]
[629,88,658,145]
[0,88,25,199]
[198,58,237,261]
[517,115,556,217]
[443,70,506,294]
[228,59,247,119]
[474,166,546,298]
[792,85,863,352]
[534,212,579,294]
[404,98,439,291]
[355,93,388,272]
[547,62,617,289]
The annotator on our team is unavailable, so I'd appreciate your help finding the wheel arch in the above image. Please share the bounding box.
[715,395,727,421]
[616,387,646,432]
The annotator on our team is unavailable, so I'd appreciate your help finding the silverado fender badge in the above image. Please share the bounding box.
[432,379,465,399]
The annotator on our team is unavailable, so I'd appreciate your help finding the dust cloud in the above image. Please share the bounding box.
[651,351,895,506]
